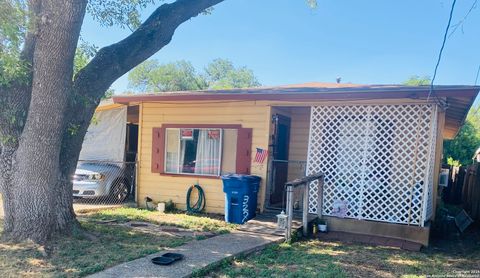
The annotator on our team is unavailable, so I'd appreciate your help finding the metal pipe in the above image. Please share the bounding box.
[286,185,294,241]
[302,182,309,235]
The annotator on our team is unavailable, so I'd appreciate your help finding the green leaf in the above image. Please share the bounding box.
[128,58,260,92]
[443,104,480,166]
[86,0,160,31]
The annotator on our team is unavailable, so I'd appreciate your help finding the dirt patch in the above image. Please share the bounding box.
[82,218,217,239]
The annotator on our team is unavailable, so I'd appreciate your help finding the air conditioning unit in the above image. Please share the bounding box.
[439,169,449,187]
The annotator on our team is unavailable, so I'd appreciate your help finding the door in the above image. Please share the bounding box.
[269,114,291,207]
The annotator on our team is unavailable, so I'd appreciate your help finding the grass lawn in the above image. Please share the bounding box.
[79,207,237,234]
[0,208,235,277]
[204,234,480,278]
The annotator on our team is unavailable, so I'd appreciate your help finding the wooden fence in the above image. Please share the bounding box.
[462,163,480,221]
[446,163,480,221]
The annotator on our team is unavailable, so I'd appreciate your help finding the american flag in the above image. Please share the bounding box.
[254,148,269,163]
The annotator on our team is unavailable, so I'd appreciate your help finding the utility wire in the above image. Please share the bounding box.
[448,0,478,38]
[428,0,457,107]
[475,64,480,86]
[472,64,480,117]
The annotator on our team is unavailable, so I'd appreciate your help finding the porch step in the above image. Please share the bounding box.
[238,212,317,237]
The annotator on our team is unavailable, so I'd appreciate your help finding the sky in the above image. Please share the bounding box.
[80,0,480,94]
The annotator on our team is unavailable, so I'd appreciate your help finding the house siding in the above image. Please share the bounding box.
[135,98,446,222]
[264,106,311,208]
[287,107,310,180]
[136,101,271,214]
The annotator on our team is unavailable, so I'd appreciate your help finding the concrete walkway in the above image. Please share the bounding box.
[88,230,284,278]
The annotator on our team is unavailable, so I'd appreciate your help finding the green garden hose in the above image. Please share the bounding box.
[186,184,206,213]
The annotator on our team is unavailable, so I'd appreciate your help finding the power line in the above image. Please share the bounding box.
[428,0,458,107]
[475,64,480,85]
[472,64,480,117]
[448,0,478,38]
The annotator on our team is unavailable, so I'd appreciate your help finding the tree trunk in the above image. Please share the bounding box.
[54,101,96,232]
[5,0,87,243]
[0,0,40,238]
[54,179,78,233]
[0,191,14,234]
[50,0,225,231]
[0,147,15,235]
[1,0,223,244]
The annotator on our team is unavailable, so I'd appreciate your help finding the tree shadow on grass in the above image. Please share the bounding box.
[0,220,189,277]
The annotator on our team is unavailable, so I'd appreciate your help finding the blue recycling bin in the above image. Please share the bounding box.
[221,174,261,224]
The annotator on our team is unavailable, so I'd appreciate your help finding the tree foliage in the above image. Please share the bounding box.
[0,0,163,85]
[400,76,480,166]
[402,75,431,86]
[86,0,158,31]
[0,0,28,85]
[443,105,480,166]
[128,58,260,92]
[128,60,206,91]
[205,58,260,89]
[73,39,98,76]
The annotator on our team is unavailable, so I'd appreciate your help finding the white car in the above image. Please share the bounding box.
[72,162,132,202]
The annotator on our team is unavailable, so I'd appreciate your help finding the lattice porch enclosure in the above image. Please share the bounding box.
[306,104,438,226]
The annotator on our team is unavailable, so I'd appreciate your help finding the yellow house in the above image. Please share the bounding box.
[112,82,479,245]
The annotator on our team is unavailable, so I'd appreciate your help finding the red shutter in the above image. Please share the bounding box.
[236,128,253,174]
[151,127,165,173]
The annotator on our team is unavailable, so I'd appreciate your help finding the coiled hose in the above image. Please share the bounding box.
[186,184,206,213]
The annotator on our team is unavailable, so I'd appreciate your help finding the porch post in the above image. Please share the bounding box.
[302,182,309,235]
[286,185,293,241]
[317,178,323,218]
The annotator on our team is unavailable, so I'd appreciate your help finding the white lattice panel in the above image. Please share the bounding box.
[306,104,437,226]
[424,106,438,223]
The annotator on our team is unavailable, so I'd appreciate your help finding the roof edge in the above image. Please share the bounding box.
[112,86,480,104]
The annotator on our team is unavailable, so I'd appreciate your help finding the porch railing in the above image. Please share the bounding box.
[266,159,307,209]
[285,172,324,241]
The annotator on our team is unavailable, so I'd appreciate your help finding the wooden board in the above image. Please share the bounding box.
[238,211,316,236]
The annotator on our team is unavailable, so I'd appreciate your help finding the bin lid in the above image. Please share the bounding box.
[221,174,261,182]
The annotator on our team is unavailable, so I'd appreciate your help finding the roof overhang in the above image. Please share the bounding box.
[112,85,479,140]
[95,98,125,112]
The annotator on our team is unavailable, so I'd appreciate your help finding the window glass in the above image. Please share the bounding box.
[221,129,237,173]
[165,128,224,176]
[165,129,179,173]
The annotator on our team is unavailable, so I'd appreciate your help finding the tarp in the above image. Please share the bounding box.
[79,106,127,162]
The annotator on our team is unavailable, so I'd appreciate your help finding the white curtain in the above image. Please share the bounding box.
[195,130,221,175]
[179,138,186,173]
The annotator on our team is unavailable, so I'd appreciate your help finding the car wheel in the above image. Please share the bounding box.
[110,179,129,203]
